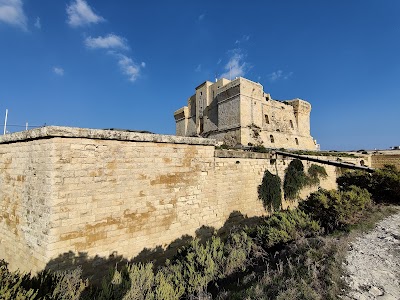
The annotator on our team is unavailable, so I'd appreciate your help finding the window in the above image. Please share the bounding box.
[265,114,270,124]
[290,120,294,129]
[295,138,299,145]
[270,135,275,143]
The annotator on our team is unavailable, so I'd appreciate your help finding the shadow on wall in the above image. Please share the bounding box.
[44,211,264,285]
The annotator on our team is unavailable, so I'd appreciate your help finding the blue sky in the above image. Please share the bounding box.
[0,0,399,150]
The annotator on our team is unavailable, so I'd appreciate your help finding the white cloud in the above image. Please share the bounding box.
[235,35,250,44]
[53,67,64,76]
[0,0,27,30]
[269,70,293,81]
[220,51,248,79]
[198,13,205,21]
[85,34,128,50]
[113,53,143,82]
[195,64,201,72]
[66,0,104,27]
[34,16,41,29]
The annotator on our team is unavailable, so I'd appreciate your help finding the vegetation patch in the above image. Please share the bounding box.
[300,186,372,233]
[283,159,308,200]
[249,209,321,248]
[258,170,282,212]
[337,164,400,204]
[307,164,328,186]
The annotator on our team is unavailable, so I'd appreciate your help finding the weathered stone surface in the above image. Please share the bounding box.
[0,127,363,277]
[174,77,319,150]
[0,126,217,146]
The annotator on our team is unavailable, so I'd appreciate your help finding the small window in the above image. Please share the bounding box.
[265,114,270,124]
[295,138,299,145]
[200,91,202,96]
[270,135,275,143]
[290,120,294,129]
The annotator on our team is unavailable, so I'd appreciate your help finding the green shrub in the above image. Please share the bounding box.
[371,165,400,203]
[307,164,328,186]
[337,165,400,204]
[283,159,307,200]
[155,263,185,300]
[300,186,372,232]
[251,145,269,153]
[0,260,37,300]
[122,263,155,300]
[337,170,372,192]
[253,210,321,248]
[224,231,254,276]
[258,170,282,212]
[176,236,225,295]
[228,237,345,300]
[95,268,131,300]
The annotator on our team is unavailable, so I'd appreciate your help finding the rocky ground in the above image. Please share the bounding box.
[343,209,400,300]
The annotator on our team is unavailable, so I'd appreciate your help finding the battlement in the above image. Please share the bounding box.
[174,77,318,150]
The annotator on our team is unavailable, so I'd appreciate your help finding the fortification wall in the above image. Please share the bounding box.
[0,127,360,277]
[371,153,400,170]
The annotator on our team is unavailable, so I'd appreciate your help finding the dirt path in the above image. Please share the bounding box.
[343,209,400,300]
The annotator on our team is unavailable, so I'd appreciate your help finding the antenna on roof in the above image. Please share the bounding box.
[3,109,8,135]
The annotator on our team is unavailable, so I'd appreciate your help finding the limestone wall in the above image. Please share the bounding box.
[0,127,361,276]
[0,139,54,272]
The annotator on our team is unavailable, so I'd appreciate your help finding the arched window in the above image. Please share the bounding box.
[270,135,275,143]
[295,138,299,145]
[290,120,294,129]
[265,114,269,124]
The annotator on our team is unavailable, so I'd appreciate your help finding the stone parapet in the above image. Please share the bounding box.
[0,126,217,146]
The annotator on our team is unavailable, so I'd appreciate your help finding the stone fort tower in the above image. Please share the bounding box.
[174,77,318,150]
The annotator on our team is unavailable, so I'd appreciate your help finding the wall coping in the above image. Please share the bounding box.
[0,126,217,146]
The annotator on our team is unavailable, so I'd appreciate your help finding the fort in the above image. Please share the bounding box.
[0,78,397,279]
[0,126,367,278]
[174,77,319,150]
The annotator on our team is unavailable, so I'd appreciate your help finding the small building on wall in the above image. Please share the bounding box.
[174,77,319,150]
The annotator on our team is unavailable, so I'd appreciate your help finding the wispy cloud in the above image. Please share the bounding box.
[195,64,201,72]
[112,53,144,82]
[34,16,41,29]
[86,35,144,82]
[0,0,27,30]
[53,67,64,76]
[235,35,250,44]
[198,13,205,21]
[220,50,249,79]
[85,34,128,50]
[269,70,293,81]
[66,0,104,27]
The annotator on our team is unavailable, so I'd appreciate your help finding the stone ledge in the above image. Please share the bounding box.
[215,149,272,159]
[0,126,217,146]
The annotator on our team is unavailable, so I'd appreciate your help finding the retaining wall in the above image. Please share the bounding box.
[0,127,363,277]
